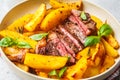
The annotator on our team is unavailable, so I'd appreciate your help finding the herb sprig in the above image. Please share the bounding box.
[48,67,67,78]
[80,11,87,20]
[30,33,48,41]
[84,23,112,47]
[0,37,31,48]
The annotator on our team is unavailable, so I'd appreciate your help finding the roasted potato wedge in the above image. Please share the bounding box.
[15,62,29,72]
[91,15,103,29]
[66,57,87,79]
[40,8,71,31]
[24,4,46,31]
[7,14,33,33]
[37,72,48,78]
[105,35,119,49]
[83,64,101,78]
[50,0,82,10]
[102,38,119,58]
[24,53,68,69]
[76,47,90,59]
[100,55,115,73]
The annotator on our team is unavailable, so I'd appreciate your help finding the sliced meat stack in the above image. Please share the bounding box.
[37,10,97,63]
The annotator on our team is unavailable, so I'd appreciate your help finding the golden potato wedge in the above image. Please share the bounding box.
[7,14,33,33]
[66,57,87,79]
[83,64,101,78]
[40,8,71,31]
[100,55,115,73]
[102,38,119,58]
[24,53,68,69]
[83,42,105,78]
[105,35,119,49]
[76,47,90,59]
[50,0,82,10]
[14,62,29,72]
[94,42,105,66]
[88,42,105,67]
[37,72,48,78]
[24,4,46,31]
[0,30,37,49]
[89,43,99,61]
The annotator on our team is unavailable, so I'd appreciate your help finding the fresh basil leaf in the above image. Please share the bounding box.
[0,37,15,47]
[30,33,48,40]
[80,11,87,20]
[17,41,31,48]
[58,67,67,78]
[84,36,100,47]
[48,70,57,76]
[98,24,112,37]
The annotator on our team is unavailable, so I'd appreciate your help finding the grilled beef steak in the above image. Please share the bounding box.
[37,10,97,63]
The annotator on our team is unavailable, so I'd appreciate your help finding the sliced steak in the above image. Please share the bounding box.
[47,32,75,63]
[71,9,97,35]
[71,10,91,35]
[58,25,83,51]
[64,22,86,43]
[45,32,60,56]
[69,15,86,36]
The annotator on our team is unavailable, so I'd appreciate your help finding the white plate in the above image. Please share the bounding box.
[0,0,120,80]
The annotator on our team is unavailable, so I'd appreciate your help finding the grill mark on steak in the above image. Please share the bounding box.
[59,25,83,51]
[69,15,86,36]
[60,39,75,57]
[56,32,76,57]
[45,32,60,56]
[65,22,86,43]
[47,32,76,62]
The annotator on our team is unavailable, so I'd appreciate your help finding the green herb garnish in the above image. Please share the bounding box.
[30,33,48,40]
[0,37,15,47]
[58,67,67,78]
[17,41,31,48]
[85,23,112,46]
[0,37,31,48]
[80,11,87,20]
[48,70,57,76]
[84,36,100,47]
[48,67,67,78]
[98,24,112,37]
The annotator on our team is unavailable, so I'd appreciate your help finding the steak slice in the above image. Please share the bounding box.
[58,25,83,51]
[64,22,86,43]
[71,10,91,35]
[47,32,75,63]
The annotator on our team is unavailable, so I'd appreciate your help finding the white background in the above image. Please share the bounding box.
[0,0,120,80]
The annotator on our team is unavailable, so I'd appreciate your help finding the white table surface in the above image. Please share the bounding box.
[0,0,120,80]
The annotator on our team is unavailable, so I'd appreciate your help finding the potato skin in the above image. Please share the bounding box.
[24,4,46,31]
[24,53,68,69]
[40,8,71,31]
[7,14,33,32]
[102,38,119,58]
[50,0,82,10]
